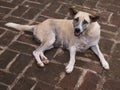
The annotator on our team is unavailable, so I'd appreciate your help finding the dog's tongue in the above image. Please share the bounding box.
[75,32,80,36]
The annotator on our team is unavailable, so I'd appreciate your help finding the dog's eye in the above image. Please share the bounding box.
[74,17,79,22]
[83,20,88,25]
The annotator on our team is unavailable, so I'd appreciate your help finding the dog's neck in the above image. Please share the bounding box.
[75,22,100,38]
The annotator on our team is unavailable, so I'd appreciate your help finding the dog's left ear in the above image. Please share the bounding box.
[69,8,77,18]
[89,15,100,22]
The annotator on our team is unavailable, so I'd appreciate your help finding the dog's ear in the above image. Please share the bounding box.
[89,15,100,22]
[69,8,77,18]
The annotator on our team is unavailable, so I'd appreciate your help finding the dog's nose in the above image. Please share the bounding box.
[75,28,80,33]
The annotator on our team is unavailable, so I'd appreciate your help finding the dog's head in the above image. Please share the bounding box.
[69,8,100,37]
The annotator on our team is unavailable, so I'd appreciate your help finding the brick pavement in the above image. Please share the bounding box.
[0,0,120,90]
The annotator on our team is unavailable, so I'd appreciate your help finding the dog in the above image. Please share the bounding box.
[5,8,109,73]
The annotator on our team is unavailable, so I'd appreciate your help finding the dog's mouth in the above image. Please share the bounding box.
[74,32,81,37]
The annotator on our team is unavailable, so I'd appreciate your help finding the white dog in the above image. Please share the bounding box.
[5,8,109,73]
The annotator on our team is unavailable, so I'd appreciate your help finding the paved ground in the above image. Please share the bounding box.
[0,0,120,90]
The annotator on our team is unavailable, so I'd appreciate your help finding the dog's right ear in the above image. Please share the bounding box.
[69,8,77,18]
[89,15,100,22]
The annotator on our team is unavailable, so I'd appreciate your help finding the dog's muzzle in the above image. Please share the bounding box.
[74,28,82,36]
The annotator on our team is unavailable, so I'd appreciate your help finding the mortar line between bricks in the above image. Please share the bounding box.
[3,0,13,3]
[0,31,24,55]
[6,15,30,23]
[107,41,117,61]
[7,60,34,90]
[0,6,13,9]
[3,5,18,20]
[30,81,38,90]
[0,46,7,55]
[20,7,31,18]
[107,12,113,23]
[0,81,9,87]
[5,54,19,71]
[0,29,7,38]
[74,70,88,90]
[7,48,32,56]
[20,0,29,5]
[95,0,100,9]
[7,31,24,47]
[55,4,63,13]
[16,40,38,48]
[101,28,117,35]
[97,75,106,90]
[56,72,66,85]
[29,2,52,24]
[26,0,41,4]
[76,56,99,64]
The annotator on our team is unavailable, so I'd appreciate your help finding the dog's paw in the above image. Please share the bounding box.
[102,61,110,70]
[65,64,74,73]
[42,59,49,64]
[37,62,44,67]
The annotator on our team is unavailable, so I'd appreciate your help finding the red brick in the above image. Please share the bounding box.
[24,63,64,85]
[99,38,114,55]
[78,71,101,90]
[0,84,7,90]
[0,31,17,46]
[84,0,97,9]
[17,34,39,46]
[42,10,65,19]
[58,69,82,90]
[76,50,99,62]
[11,6,28,17]
[0,1,16,8]
[111,43,120,59]
[36,15,48,22]
[5,16,28,24]
[9,41,35,54]
[58,5,70,15]
[48,1,61,12]
[99,11,111,23]
[0,50,17,69]
[100,23,118,33]
[22,8,40,20]
[112,0,120,6]
[75,60,103,73]
[97,0,114,9]
[103,79,120,90]
[0,13,5,20]
[0,70,17,85]
[23,1,43,9]
[34,81,54,90]
[11,0,24,4]
[0,28,6,35]
[107,5,120,13]
[110,14,120,26]
[0,7,11,14]
[101,31,115,40]
[9,54,33,74]
[12,77,35,90]
[108,59,120,80]
[72,0,85,5]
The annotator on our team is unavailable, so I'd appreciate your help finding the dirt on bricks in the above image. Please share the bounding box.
[0,0,120,90]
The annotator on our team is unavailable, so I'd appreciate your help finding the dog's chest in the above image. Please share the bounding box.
[75,36,90,52]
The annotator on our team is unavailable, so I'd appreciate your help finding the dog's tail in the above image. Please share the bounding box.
[5,22,35,32]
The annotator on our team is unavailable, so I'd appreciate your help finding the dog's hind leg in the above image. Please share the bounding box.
[33,33,55,67]
[91,45,110,69]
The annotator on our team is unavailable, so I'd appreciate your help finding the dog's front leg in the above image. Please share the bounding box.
[66,46,76,73]
[91,45,109,69]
